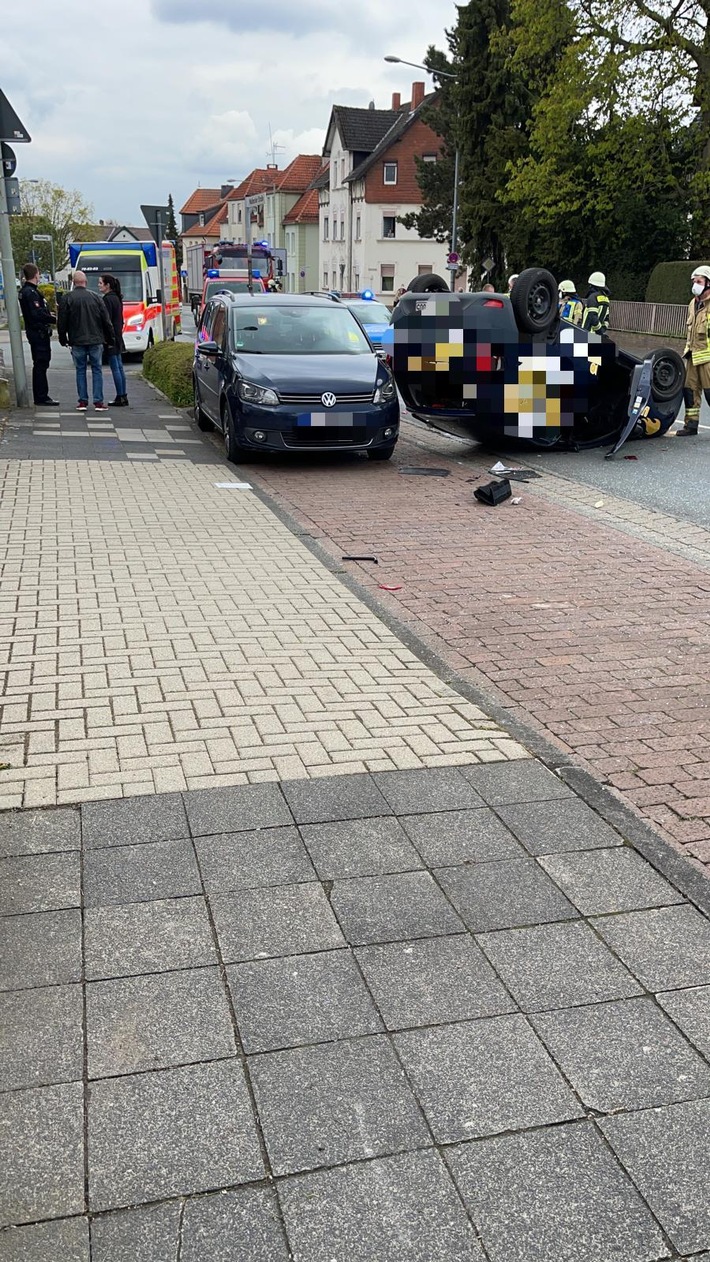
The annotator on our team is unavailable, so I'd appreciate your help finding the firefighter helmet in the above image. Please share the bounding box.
[558,279,576,295]
[588,271,606,287]
[691,265,710,283]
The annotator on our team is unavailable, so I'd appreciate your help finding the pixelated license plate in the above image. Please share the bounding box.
[296,412,356,427]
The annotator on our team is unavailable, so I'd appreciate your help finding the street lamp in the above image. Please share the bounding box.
[385,55,460,278]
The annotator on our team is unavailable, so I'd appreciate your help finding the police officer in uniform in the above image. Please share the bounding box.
[679,264,710,436]
[18,262,59,406]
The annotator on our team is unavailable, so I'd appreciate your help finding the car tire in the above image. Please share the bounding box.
[367,445,396,461]
[650,348,685,402]
[193,380,214,431]
[407,272,450,294]
[510,267,558,334]
[222,401,244,462]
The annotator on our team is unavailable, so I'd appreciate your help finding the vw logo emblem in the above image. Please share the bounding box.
[321,392,337,408]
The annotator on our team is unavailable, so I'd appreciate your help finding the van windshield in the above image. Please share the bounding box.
[81,265,144,304]
[231,305,372,355]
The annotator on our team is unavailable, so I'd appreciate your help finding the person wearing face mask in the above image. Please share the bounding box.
[679,265,710,436]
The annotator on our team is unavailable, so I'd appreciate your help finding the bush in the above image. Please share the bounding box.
[645,262,703,305]
[38,283,57,314]
[603,270,650,301]
[142,340,194,407]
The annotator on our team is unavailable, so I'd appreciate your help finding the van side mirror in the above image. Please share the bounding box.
[155,288,163,304]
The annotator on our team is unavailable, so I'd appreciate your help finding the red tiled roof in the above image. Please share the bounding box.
[225,168,281,201]
[180,202,228,239]
[277,155,322,193]
[283,188,319,224]
[179,188,222,214]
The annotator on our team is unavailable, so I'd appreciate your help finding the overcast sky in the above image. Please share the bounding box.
[4,0,454,226]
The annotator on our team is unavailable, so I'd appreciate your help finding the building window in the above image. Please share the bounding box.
[355,215,361,240]
[382,216,396,239]
[417,264,433,275]
[323,271,328,288]
[340,218,345,241]
[354,272,360,291]
[198,213,205,226]
[341,157,345,181]
[333,162,337,186]
[324,217,329,240]
[237,207,242,223]
[381,264,395,293]
[383,161,398,185]
[422,154,437,163]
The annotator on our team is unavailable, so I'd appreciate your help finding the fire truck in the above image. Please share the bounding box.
[185,241,286,314]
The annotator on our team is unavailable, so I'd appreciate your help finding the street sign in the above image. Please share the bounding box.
[140,203,169,243]
[32,233,51,242]
[0,90,30,143]
[1,142,16,177]
[447,251,460,265]
[4,177,21,214]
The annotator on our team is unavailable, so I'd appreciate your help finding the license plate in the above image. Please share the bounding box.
[296,412,355,427]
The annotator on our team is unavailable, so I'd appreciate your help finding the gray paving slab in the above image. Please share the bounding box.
[88,1059,263,1211]
[459,759,572,804]
[211,883,344,962]
[592,904,710,991]
[478,920,643,1011]
[249,1034,430,1175]
[83,837,201,907]
[395,1014,583,1143]
[539,846,685,915]
[0,1216,89,1261]
[0,910,82,991]
[82,793,188,849]
[330,870,463,945]
[300,816,422,879]
[278,1148,485,1262]
[355,934,516,1029]
[0,1082,84,1228]
[89,1202,180,1262]
[281,772,390,824]
[602,1099,710,1256]
[0,807,80,859]
[657,985,710,1058]
[181,1186,291,1261]
[0,852,80,916]
[227,949,382,1053]
[437,858,578,931]
[496,798,623,855]
[532,997,710,1112]
[184,783,291,836]
[0,984,83,1091]
[374,767,485,814]
[194,826,315,892]
[400,808,526,865]
[448,1121,667,1262]
[87,967,235,1078]
[85,897,216,980]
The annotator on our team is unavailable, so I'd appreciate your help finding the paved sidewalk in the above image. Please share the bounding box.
[2,764,710,1259]
[0,362,523,810]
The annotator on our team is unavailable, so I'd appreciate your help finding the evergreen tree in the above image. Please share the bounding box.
[166,193,181,268]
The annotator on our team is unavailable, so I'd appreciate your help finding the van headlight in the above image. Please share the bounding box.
[374,375,396,403]
[126,314,144,328]
[237,380,279,406]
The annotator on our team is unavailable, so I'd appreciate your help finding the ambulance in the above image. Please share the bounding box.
[68,240,182,355]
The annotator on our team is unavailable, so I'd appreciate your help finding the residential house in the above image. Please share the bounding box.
[225,168,281,244]
[283,183,321,292]
[319,85,447,301]
[105,226,154,243]
[262,155,322,255]
[179,187,227,251]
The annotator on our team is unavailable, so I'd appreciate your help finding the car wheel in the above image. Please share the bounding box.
[650,348,685,402]
[510,268,558,334]
[222,401,244,462]
[367,445,396,461]
[407,272,450,294]
[193,379,214,431]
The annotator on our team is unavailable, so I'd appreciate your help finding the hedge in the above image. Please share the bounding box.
[142,340,194,407]
[645,261,704,305]
[39,283,57,314]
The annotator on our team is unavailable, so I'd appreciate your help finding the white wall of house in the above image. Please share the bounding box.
[352,197,448,299]
[319,128,352,291]
[284,223,319,292]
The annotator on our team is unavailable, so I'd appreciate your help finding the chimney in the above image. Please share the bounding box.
[368,100,375,110]
[392,91,401,110]
[411,81,425,109]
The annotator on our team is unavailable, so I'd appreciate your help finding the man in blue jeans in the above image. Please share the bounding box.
[57,270,115,410]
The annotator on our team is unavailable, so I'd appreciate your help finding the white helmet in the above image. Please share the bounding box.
[588,271,606,287]
[558,279,576,295]
[691,265,710,283]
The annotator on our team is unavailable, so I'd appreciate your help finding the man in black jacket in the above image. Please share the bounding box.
[18,263,59,406]
[58,270,115,410]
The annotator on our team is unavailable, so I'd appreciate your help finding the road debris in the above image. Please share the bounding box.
[399,467,450,477]
[474,478,512,506]
[342,555,378,563]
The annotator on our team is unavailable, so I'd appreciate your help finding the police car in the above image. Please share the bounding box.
[339,290,392,348]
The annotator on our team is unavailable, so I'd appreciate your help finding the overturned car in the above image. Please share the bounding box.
[386,268,684,456]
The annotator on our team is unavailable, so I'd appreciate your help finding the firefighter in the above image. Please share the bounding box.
[558,279,584,325]
[582,270,611,335]
[679,264,710,436]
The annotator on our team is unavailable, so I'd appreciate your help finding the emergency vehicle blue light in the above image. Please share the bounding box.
[207,268,219,277]
[361,289,374,300]
[257,240,270,248]
[253,270,261,278]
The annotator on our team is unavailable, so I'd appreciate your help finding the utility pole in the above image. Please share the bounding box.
[0,171,28,406]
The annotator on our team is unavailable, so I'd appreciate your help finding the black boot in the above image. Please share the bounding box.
[677,424,698,436]
[109,397,123,407]
[120,395,129,407]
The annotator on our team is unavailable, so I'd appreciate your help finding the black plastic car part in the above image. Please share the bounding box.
[510,268,559,334]
[407,272,450,294]
[650,348,685,402]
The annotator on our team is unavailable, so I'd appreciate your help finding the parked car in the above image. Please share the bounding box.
[193,293,400,459]
[195,273,266,319]
[388,268,685,455]
[339,292,392,347]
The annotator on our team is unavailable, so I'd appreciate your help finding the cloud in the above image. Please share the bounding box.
[151,0,335,36]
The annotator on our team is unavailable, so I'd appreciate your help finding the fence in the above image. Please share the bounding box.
[608,300,687,340]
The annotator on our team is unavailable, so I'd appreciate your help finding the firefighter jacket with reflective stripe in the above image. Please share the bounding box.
[582,286,610,334]
[561,295,584,325]
[684,296,710,364]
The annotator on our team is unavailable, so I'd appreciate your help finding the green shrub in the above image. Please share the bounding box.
[603,270,650,301]
[142,341,194,407]
[645,262,703,305]
[38,283,57,314]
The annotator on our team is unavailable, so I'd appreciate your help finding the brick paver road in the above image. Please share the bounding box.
[245,424,710,876]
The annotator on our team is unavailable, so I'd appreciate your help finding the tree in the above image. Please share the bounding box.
[10,179,95,273]
[165,193,182,268]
